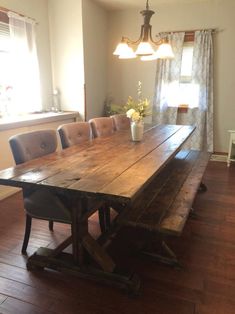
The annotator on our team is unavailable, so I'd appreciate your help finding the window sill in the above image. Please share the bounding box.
[168,106,198,113]
[0,111,80,131]
[178,106,188,113]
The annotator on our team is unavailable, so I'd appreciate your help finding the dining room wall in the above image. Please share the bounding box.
[82,0,108,120]
[0,0,53,111]
[107,0,235,153]
[48,0,108,121]
[48,0,85,118]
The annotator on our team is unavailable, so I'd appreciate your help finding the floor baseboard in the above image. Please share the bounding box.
[210,154,227,162]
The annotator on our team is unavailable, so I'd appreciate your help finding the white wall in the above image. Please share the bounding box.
[107,0,235,152]
[0,0,53,111]
[48,0,85,118]
[82,0,108,120]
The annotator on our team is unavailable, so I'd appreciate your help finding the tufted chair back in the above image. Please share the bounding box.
[89,117,115,138]
[8,129,72,254]
[58,122,91,149]
[111,114,131,131]
[9,130,57,165]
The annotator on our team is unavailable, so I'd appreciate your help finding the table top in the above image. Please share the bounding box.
[0,124,195,204]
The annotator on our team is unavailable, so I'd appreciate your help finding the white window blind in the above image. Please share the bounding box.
[179,42,199,108]
[0,21,10,52]
[180,43,194,79]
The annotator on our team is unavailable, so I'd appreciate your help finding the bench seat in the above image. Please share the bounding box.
[118,150,211,236]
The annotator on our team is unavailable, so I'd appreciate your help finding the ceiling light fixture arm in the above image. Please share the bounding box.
[113,0,174,60]
[121,5,164,47]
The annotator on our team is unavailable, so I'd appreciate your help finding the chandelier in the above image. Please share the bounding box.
[113,0,174,61]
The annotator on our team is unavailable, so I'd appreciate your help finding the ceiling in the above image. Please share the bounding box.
[93,0,208,11]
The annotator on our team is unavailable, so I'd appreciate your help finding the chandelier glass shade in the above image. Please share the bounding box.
[113,0,174,61]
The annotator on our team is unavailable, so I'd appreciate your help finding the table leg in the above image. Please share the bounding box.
[71,198,85,265]
[26,196,141,295]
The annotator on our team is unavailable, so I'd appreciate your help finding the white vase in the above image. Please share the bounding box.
[131,120,144,141]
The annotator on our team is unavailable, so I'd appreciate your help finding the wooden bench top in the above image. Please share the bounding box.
[118,150,211,236]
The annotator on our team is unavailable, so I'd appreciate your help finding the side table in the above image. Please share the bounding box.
[227,130,235,167]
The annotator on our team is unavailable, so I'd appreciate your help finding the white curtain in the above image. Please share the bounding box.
[8,12,41,114]
[186,30,214,152]
[152,32,185,124]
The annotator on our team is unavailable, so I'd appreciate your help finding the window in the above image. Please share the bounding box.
[178,42,199,109]
[165,34,200,109]
[0,10,42,117]
[0,20,11,115]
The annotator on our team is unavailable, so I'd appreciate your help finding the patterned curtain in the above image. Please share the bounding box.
[152,32,185,124]
[184,30,214,152]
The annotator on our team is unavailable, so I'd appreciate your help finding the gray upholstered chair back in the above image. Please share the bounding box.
[89,117,115,138]
[58,122,92,149]
[111,114,131,131]
[9,129,57,165]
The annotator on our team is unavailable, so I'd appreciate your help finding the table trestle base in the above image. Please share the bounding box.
[26,247,141,295]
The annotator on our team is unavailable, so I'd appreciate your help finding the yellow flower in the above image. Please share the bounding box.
[125,82,150,120]
[132,111,141,122]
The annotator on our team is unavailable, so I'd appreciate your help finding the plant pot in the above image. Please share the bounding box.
[131,120,144,141]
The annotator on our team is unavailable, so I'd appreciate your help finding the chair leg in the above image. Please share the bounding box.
[22,214,32,255]
[49,220,54,231]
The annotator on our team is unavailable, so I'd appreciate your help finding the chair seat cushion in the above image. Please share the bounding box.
[24,190,104,223]
[24,190,72,223]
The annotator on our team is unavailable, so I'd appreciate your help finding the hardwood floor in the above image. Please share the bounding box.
[0,161,235,313]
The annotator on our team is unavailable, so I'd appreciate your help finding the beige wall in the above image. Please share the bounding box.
[0,0,53,111]
[48,0,85,118]
[82,0,108,120]
[2,0,234,152]
[107,0,235,152]
[48,0,108,120]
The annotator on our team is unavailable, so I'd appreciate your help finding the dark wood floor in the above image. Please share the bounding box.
[0,161,235,314]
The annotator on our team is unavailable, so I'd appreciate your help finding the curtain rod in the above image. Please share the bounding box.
[0,6,36,22]
[162,28,217,34]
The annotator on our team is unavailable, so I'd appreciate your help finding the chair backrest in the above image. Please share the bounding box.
[58,122,92,149]
[89,117,115,138]
[111,114,131,131]
[9,129,57,165]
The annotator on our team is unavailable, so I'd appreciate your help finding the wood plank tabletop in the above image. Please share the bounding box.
[0,124,195,203]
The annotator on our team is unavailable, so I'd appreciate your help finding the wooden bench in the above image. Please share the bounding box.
[117,150,211,266]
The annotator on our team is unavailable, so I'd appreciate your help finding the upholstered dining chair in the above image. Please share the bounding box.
[57,121,110,232]
[111,114,131,131]
[89,117,115,138]
[58,121,92,149]
[9,129,72,254]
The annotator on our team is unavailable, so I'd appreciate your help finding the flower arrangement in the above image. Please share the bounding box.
[125,81,150,123]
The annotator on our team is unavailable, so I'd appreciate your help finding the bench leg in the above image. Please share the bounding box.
[190,182,207,219]
[198,182,207,193]
[141,238,183,268]
[189,207,199,219]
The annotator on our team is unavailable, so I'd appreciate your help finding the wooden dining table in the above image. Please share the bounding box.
[0,124,195,294]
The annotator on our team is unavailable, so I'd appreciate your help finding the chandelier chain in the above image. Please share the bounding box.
[146,0,149,10]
